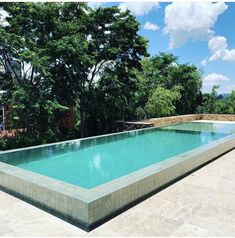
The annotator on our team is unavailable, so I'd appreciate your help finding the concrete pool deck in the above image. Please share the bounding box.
[1,149,235,236]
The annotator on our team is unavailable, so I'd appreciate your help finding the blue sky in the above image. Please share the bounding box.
[90,2,235,94]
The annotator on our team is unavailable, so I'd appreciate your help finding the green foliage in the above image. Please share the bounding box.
[2,83,68,139]
[0,131,43,150]
[0,2,148,150]
[203,85,219,113]
[198,86,235,114]
[0,3,74,143]
[145,86,181,118]
[169,64,202,114]
[135,53,202,119]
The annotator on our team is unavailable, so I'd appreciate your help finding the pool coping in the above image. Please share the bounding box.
[0,122,235,231]
[194,120,235,124]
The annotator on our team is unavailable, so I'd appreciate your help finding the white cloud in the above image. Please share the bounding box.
[203,73,230,86]
[163,2,228,49]
[143,21,160,31]
[208,36,235,62]
[119,2,160,16]
[201,58,208,66]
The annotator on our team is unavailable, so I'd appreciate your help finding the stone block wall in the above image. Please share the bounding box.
[147,114,202,127]
[122,114,235,130]
[201,114,235,121]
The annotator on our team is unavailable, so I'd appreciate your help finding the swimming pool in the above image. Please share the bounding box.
[0,120,235,230]
[0,127,227,189]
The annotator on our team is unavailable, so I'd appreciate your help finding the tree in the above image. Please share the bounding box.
[0,3,69,140]
[47,6,148,136]
[135,54,178,104]
[203,85,220,113]
[169,64,202,114]
[135,53,202,119]
[0,3,148,142]
[224,91,235,113]
[198,87,235,114]
[145,86,181,118]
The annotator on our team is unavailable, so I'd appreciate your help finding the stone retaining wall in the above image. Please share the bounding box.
[201,114,235,121]
[122,114,235,129]
[147,114,202,127]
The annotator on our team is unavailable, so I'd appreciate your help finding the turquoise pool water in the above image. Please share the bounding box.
[164,122,235,134]
[0,122,232,189]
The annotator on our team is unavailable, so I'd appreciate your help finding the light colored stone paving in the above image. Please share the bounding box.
[1,149,235,236]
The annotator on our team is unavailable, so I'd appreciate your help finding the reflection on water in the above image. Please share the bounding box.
[0,123,229,189]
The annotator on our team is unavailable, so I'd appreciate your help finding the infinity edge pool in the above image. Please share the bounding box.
[0,122,235,231]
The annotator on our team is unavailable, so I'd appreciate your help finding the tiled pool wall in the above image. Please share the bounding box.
[0,162,90,228]
[87,134,235,227]
[0,132,235,231]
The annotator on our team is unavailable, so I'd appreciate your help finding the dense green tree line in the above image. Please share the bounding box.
[198,86,235,114]
[0,2,228,150]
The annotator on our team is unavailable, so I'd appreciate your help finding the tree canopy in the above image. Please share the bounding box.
[0,2,147,143]
[134,53,202,119]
